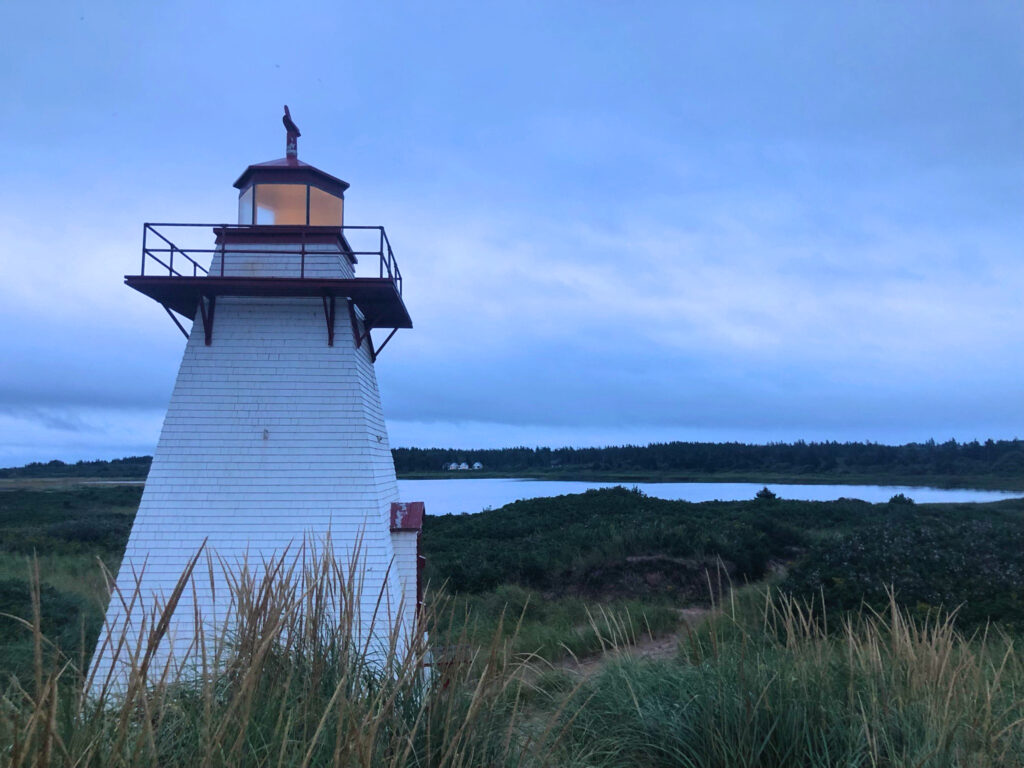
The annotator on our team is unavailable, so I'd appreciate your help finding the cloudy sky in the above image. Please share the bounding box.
[1,1,1021,466]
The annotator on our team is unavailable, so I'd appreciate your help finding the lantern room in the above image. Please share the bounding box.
[125,106,411,350]
[234,158,349,227]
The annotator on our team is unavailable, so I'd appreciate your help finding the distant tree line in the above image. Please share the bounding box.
[4,439,1023,480]
[393,439,1024,478]
[0,456,152,479]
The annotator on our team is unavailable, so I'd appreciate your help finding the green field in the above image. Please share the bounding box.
[2,483,1024,765]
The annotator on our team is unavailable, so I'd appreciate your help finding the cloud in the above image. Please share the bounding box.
[2,151,1021,462]
[0,407,165,467]
[0,1,1020,463]
[376,182,1023,429]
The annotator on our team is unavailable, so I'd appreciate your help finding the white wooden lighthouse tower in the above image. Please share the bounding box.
[91,109,423,688]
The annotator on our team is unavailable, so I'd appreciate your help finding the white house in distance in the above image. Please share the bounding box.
[444,461,483,471]
[90,109,425,690]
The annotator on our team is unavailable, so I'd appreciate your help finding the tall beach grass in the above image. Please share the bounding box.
[562,586,1024,767]
[2,545,1023,767]
[0,546,575,767]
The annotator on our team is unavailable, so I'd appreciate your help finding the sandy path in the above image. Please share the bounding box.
[558,607,710,678]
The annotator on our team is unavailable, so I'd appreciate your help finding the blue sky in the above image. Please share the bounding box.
[1,1,1022,465]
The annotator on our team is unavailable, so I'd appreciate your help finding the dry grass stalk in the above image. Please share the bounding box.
[0,541,571,768]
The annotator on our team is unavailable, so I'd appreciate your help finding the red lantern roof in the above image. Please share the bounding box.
[233,157,350,197]
[234,106,350,195]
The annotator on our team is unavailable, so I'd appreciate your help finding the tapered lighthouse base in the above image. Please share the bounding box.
[90,294,413,691]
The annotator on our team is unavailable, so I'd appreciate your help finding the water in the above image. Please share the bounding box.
[396,478,1023,516]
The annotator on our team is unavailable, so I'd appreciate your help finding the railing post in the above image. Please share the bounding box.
[141,225,147,276]
[301,229,306,279]
[379,227,384,278]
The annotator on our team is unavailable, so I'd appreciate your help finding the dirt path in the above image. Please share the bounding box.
[558,607,710,678]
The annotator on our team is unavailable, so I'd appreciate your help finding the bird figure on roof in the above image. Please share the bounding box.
[283,105,301,158]
[283,105,301,137]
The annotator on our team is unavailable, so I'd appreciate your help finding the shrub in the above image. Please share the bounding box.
[783,514,1024,629]
[888,492,915,505]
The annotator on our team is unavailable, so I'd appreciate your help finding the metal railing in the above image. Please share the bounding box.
[141,223,209,277]
[140,223,403,295]
[343,224,403,295]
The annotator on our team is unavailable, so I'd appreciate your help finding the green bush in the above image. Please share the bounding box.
[888,492,915,505]
[783,512,1024,629]
[423,487,808,596]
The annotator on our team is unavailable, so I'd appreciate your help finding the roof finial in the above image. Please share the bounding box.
[283,105,301,159]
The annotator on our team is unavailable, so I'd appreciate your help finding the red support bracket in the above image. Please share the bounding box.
[347,298,376,351]
[163,305,190,340]
[321,295,336,346]
[371,328,399,361]
[198,295,216,346]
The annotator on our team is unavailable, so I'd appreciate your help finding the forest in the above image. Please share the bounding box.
[0,456,152,479]
[4,437,1024,488]
[394,438,1024,481]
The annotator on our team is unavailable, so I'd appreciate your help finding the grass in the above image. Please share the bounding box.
[0,545,576,768]
[3,485,1024,764]
[432,584,681,661]
[3,553,1022,766]
[0,487,135,683]
[560,587,1024,767]
[0,554,111,604]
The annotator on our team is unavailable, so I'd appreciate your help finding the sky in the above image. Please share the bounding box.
[1,1,1022,466]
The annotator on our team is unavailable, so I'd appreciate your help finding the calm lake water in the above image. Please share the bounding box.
[396,478,1023,516]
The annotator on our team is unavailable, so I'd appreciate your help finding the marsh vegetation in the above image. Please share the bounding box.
[1,484,1023,765]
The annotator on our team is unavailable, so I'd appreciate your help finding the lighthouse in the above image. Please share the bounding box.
[91,109,423,689]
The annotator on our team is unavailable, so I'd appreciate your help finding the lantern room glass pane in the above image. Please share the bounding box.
[255,184,308,225]
[309,186,343,226]
[237,186,254,225]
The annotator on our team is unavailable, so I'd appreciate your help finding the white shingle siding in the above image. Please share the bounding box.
[209,242,356,279]
[92,239,413,691]
[390,531,420,641]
